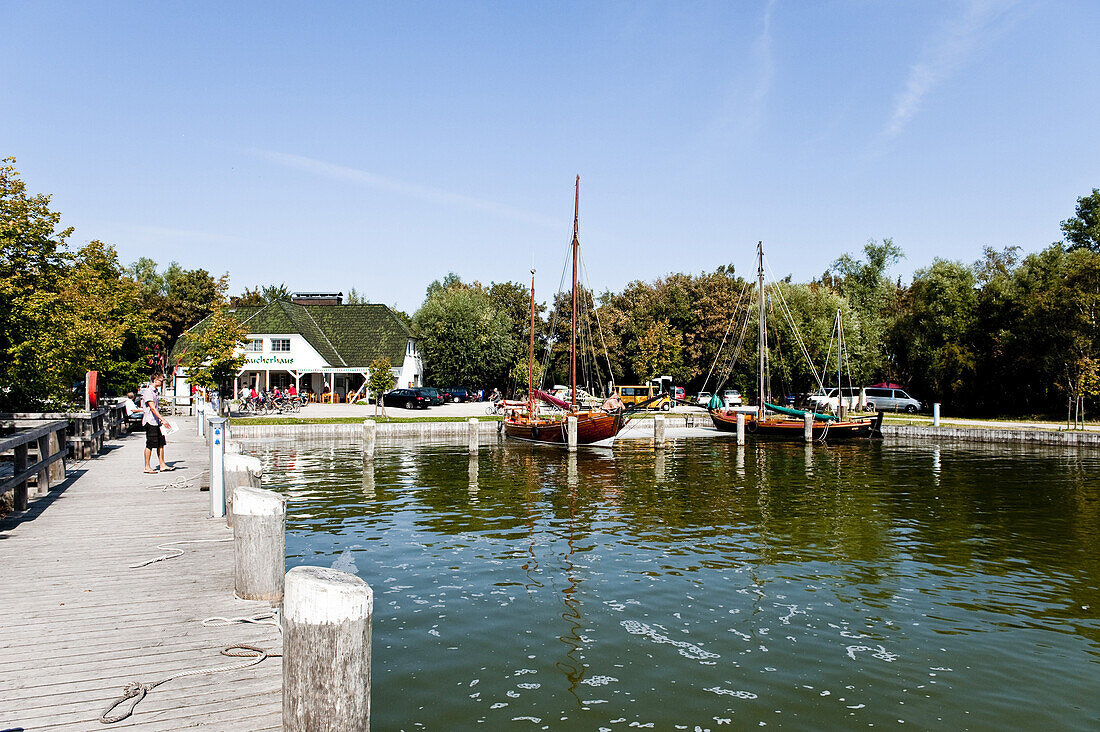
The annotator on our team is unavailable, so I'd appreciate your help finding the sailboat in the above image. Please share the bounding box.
[503,177,628,445]
[709,242,882,440]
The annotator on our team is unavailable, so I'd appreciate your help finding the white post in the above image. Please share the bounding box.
[197,400,206,438]
[224,454,263,527]
[803,411,813,443]
[567,415,578,452]
[654,414,666,449]
[736,412,745,445]
[363,419,376,459]
[933,402,941,427]
[468,418,479,454]
[231,485,286,602]
[208,417,227,518]
[283,566,373,731]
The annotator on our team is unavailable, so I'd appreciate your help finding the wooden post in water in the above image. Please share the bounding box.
[468,418,479,454]
[803,412,813,443]
[224,454,262,527]
[231,485,285,602]
[566,415,578,452]
[736,412,745,445]
[362,419,376,459]
[654,414,666,449]
[933,403,940,427]
[283,566,373,732]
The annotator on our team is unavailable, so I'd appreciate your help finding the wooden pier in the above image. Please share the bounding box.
[0,417,281,731]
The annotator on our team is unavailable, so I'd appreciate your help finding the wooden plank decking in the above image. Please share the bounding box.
[0,417,282,731]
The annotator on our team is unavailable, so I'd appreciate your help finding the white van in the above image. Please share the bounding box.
[862,387,921,413]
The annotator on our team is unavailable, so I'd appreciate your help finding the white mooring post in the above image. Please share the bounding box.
[468,418,479,454]
[283,566,373,732]
[933,402,941,427]
[566,415,578,452]
[736,412,745,445]
[803,412,813,443]
[654,414,666,449]
[224,454,263,528]
[231,485,286,602]
[208,417,227,517]
[197,401,206,438]
[362,419,376,459]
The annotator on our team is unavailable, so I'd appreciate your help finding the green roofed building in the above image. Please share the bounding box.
[175,296,421,401]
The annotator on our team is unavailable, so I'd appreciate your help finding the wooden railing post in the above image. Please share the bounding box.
[13,443,28,512]
[35,434,50,495]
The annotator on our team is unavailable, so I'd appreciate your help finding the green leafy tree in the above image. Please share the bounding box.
[368,357,397,415]
[181,306,248,397]
[413,281,518,387]
[346,287,368,304]
[633,319,686,383]
[1062,188,1100,253]
[508,356,545,397]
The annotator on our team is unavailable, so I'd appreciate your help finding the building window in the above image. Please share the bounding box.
[244,339,262,352]
[271,338,291,352]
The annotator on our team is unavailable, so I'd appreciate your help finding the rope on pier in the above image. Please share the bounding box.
[202,610,281,629]
[128,538,232,568]
[148,470,206,491]
[99,644,281,724]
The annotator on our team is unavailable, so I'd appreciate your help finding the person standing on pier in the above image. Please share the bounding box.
[141,374,172,473]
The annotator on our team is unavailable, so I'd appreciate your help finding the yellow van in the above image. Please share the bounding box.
[614,384,671,410]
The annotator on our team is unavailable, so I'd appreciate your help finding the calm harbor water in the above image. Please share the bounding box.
[241,435,1100,730]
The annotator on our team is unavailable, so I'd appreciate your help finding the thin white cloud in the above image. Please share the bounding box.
[883,0,1021,139]
[244,148,562,230]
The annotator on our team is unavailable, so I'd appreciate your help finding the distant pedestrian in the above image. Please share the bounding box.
[141,374,172,473]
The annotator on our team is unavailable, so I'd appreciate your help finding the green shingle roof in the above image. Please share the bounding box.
[175,301,411,367]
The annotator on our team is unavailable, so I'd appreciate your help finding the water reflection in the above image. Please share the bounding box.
[243,435,1100,729]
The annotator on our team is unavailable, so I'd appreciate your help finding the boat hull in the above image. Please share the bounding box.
[503,411,626,445]
[709,409,883,440]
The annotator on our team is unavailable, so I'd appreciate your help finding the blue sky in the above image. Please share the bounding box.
[3,1,1098,311]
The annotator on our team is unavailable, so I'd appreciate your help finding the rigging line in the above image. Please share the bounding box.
[716,301,753,389]
[579,253,617,391]
[701,279,750,394]
[762,256,825,391]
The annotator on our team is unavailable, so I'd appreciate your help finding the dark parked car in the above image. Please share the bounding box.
[415,387,445,406]
[441,386,473,403]
[383,388,429,409]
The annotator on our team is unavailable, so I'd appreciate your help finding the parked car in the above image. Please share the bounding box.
[672,386,686,402]
[807,387,861,413]
[722,389,742,407]
[696,392,713,407]
[383,388,430,409]
[441,386,473,402]
[863,386,921,413]
[415,387,446,406]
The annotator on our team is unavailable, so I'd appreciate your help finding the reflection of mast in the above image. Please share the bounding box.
[521,451,542,593]
[555,472,585,696]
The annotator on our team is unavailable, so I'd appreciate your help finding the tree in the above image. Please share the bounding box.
[346,287,368,304]
[231,287,267,307]
[1062,188,1100,253]
[181,307,248,398]
[368,357,397,415]
[413,281,518,388]
[508,357,545,397]
[633,320,685,383]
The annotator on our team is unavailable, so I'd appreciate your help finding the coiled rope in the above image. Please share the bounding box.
[99,644,280,724]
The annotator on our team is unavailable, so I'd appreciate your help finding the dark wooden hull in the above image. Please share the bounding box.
[709,409,883,440]
[503,411,626,445]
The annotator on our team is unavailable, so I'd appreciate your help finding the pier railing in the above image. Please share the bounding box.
[2,408,116,459]
[0,419,69,512]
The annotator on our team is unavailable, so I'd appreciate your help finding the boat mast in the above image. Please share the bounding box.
[836,308,842,410]
[529,268,536,418]
[757,241,765,420]
[571,175,579,411]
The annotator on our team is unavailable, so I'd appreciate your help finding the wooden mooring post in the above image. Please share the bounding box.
[567,415,578,452]
[654,414,666,449]
[736,412,745,445]
[363,419,376,459]
[804,412,813,443]
[468,418,479,454]
[231,485,286,602]
[283,566,373,731]
[224,453,262,527]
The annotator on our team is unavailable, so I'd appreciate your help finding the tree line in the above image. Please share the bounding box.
[415,190,1100,419]
[3,156,1098,418]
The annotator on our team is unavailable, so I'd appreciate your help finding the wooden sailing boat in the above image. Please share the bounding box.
[503,177,628,445]
[709,241,882,440]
